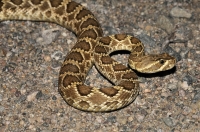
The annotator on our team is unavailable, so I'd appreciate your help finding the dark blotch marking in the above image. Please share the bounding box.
[31,8,39,14]
[21,1,32,9]
[95,45,107,54]
[31,0,41,5]
[113,64,128,71]
[76,9,91,20]
[45,10,52,18]
[78,101,90,108]
[134,45,143,52]
[49,0,63,7]
[130,37,141,44]
[62,75,80,87]
[39,1,49,11]
[66,1,79,13]
[99,36,111,45]
[60,64,79,74]
[10,0,23,5]
[4,2,16,12]
[37,2,49,11]
[73,40,91,51]
[74,21,81,31]
[83,52,91,61]
[96,28,103,37]
[100,87,118,97]
[55,6,65,15]
[79,29,97,39]
[101,56,113,64]
[119,81,136,91]
[66,98,75,106]
[66,52,83,63]
[0,1,4,12]
[77,85,92,96]
[80,18,100,30]
[115,34,127,41]
[122,72,137,80]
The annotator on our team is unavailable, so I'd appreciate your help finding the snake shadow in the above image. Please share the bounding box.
[132,66,177,78]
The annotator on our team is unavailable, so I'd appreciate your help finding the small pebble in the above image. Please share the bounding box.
[135,114,145,123]
[179,81,189,90]
[0,106,5,112]
[44,55,51,62]
[27,91,38,101]
[117,116,127,125]
[144,88,151,93]
[182,106,191,115]
[128,116,134,122]
[179,89,186,98]
[163,117,174,127]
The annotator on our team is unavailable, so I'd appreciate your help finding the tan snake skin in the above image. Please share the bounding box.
[0,0,176,112]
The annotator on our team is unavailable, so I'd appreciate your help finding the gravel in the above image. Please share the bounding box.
[0,0,199,131]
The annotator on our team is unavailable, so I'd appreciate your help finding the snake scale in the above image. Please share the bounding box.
[0,0,176,112]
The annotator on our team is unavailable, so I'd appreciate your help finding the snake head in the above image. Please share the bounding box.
[128,53,176,73]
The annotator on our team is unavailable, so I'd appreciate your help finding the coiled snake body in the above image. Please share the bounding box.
[0,0,176,112]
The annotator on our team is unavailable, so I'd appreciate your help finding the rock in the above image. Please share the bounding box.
[157,16,174,34]
[170,7,192,18]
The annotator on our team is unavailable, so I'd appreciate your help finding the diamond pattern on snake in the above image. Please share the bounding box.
[0,0,176,112]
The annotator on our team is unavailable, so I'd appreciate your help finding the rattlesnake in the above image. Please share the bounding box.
[0,0,176,112]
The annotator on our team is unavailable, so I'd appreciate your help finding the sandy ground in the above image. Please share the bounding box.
[0,0,199,131]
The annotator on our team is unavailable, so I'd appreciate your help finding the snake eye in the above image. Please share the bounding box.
[159,59,165,64]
